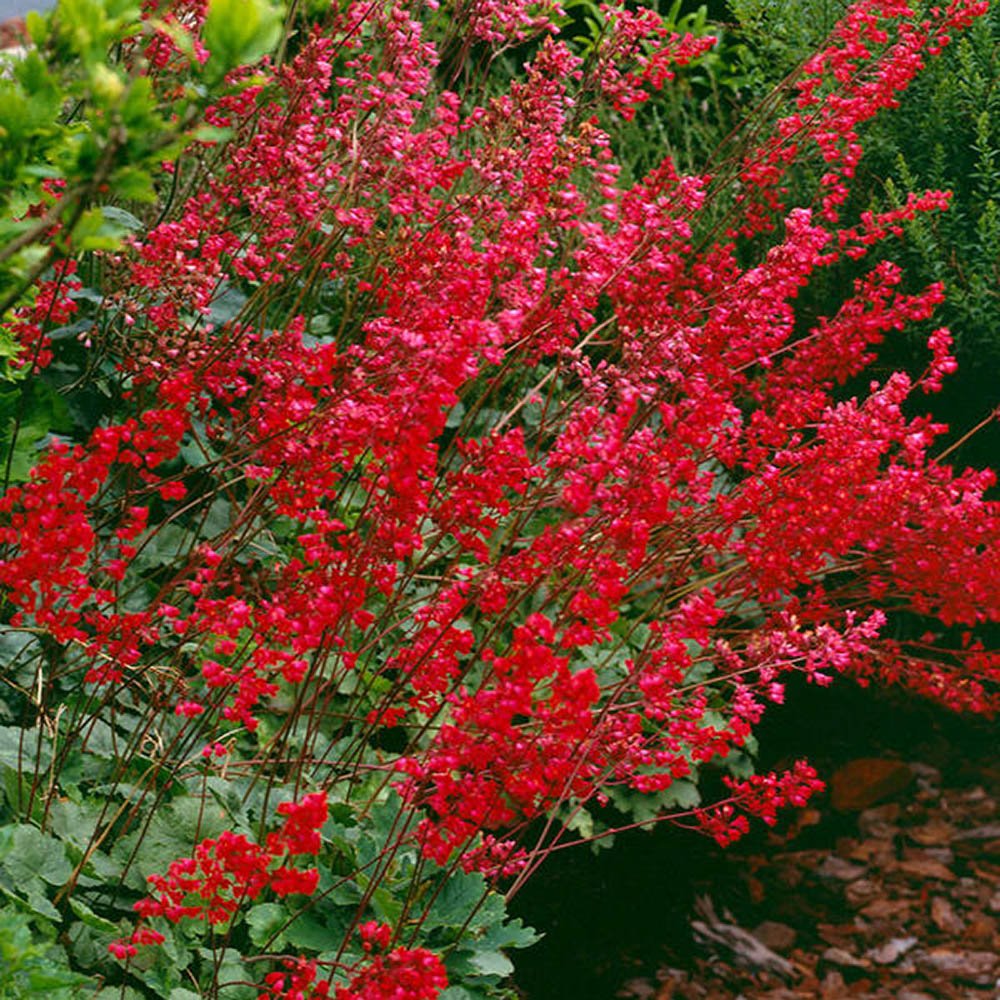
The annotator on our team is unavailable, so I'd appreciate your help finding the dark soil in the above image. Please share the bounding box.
[510,679,999,1000]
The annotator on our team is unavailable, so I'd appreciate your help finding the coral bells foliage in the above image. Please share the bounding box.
[113,792,448,997]
[3,0,1000,991]
[110,792,327,959]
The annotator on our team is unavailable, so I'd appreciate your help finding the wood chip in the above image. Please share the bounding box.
[816,855,867,881]
[953,822,1000,841]
[830,759,912,812]
[691,897,798,981]
[860,898,914,920]
[866,936,918,965]
[960,914,997,946]
[820,947,869,971]
[752,921,797,953]
[906,818,954,846]
[894,857,956,881]
[930,896,964,934]
[914,947,999,985]
[843,878,880,908]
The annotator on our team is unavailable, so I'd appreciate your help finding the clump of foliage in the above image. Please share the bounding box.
[857,2,1000,468]
[0,1,998,998]
[715,0,1000,465]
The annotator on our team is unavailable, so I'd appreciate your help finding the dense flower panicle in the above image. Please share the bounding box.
[255,927,448,1000]
[6,11,1000,989]
[269,792,330,856]
[334,945,448,1000]
[8,259,81,372]
[133,828,275,925]
[694,761,826,845]
[110,792,327,954]
[260,957,332,1000]
[452,0,564,44]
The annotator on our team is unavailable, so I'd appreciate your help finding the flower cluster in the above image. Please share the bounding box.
[689,761,826,847]
[335,943,448,1000]
[257,926,449,1000]
[109,793,327,958]
[260,957,332,1000]
[3,1,1000,993]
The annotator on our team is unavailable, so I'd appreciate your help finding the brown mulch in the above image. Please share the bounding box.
[617,755,1000,1000]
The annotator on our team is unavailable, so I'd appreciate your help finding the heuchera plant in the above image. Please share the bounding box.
[0,0,997,996]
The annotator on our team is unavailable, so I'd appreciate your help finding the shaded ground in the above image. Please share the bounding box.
[510,681,999,1000]
[616,753,1000,999]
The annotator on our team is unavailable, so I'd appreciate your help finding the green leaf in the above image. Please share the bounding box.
[48,798,102,854]
[562,803,593,841]
[26,965,91,990]
[369,885,403,925]
[0,380,71,481]
[423,871,487,930]
[69,205,133,251]
[47,317,95,341]
[2,824,73,886]
[207,947,256,1000]
[207,283,247,325]
[606,773,702,826]
[0,903,34,959]
[245,902,287,949]
[661,779,701,809]
[466,949,513,978]
[111,815,195,890]
[68,896,118,935]
[24,9,48,46]
[22,886,61,921]
[202,0,285,82]
[110,165,157,202]
[285,907,348,952]
[91,988,146,1000]
[99,205,144,231]
[478,916,539,952]
[191,124,234,145]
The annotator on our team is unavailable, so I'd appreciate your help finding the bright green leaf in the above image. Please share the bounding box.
[202,0,285,82]
[2,824,73,886]
[466,949,513,978]
[68,897,118,935]
[245,902,288,949]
